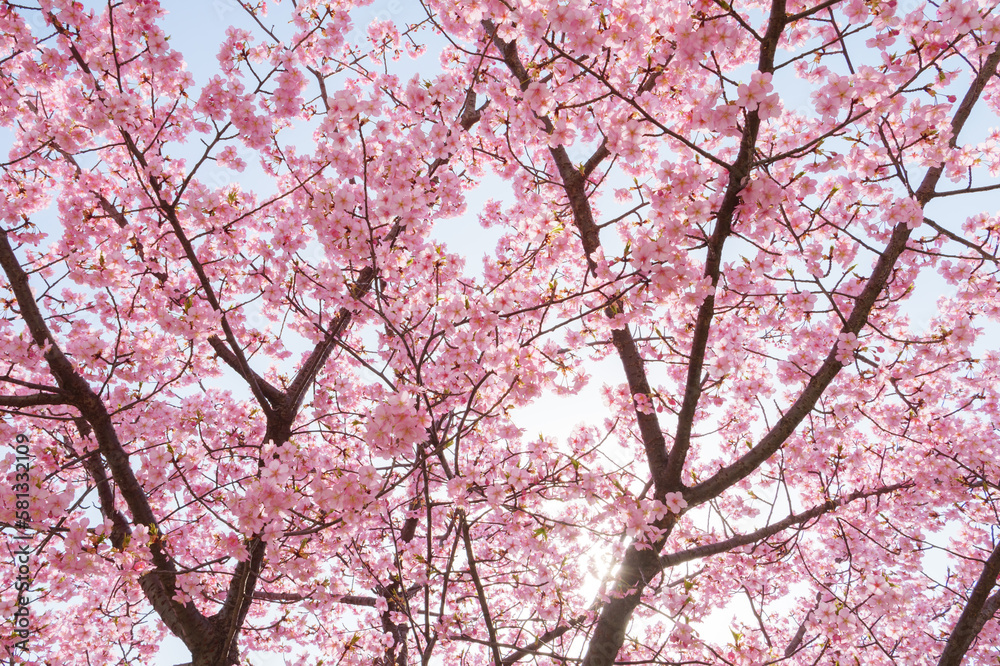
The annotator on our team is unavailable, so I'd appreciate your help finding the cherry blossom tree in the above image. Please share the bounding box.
[2,0,1000,664]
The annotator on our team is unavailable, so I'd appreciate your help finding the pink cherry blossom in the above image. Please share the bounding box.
[2,2,1000,666]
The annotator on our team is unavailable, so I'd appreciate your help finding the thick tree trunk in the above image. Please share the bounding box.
[580,547,664,666]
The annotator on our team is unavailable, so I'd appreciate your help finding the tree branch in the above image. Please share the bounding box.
[686,40,1000,506]
[461,514,503,666]
[207,335,286,410]
[660,482,910,569]
[501,613,589,666]
[937,539,1000,666]
[0,392,67,406]
[0,226,213,649]
[922,216,998,263]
